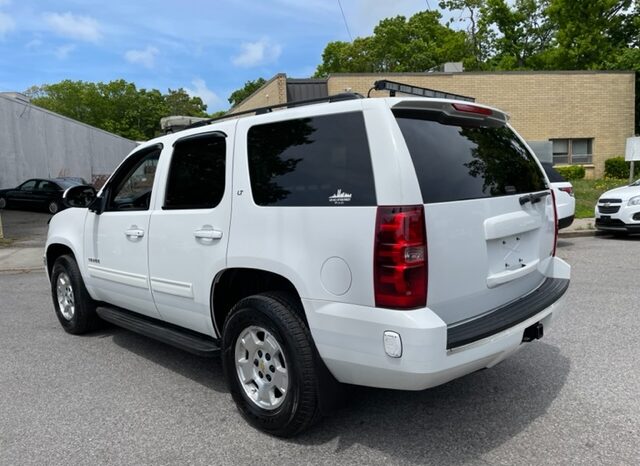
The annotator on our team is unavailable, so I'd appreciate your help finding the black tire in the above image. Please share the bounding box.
[0,197,6,209]
[222,293,322,437]
[50,255,100,334]
[48,200,59,214]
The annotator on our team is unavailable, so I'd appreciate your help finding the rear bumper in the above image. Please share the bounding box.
[305,257,570,391]
[558,214,574,230]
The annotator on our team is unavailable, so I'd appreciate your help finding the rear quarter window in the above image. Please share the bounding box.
[247,111,376,207]
[394,110,547,204]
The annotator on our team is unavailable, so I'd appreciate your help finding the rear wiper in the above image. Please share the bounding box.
[519,191,550,206]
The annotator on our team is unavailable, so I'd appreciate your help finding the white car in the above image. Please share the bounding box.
[46,95,570,436]
[595,179,640,234]
[541,163,575,229]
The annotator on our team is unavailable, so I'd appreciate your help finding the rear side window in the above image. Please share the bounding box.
[395,110,547,204]
[164,134,226,209]
[247,112,376,206]
[541,162,566,183]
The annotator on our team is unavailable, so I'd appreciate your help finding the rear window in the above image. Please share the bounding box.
[247,112,376,207]
[541,162,566,183]
[394,110,547,204]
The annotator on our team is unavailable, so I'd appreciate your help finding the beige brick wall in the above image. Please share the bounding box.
[328,72,635,177]
[229,74,287,114]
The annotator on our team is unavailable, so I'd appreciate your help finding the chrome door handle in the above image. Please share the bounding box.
[124,228,145,238]
[194,228,223,240]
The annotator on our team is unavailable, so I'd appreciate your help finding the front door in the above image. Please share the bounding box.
[83,145,162,318]
[148,129,232,335]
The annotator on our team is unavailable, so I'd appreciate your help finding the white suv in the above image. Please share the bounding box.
[46,96,570,437]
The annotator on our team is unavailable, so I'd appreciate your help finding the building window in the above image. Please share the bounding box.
[551,138,593,164]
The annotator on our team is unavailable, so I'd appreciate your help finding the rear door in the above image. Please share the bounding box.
[147,128,232,335]
[393,102,555,325]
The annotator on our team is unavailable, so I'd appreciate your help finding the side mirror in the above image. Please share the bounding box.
[88,190,108,215]
[62,185,97,209]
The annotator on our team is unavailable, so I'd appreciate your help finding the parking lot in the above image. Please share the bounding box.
[1,219,639,464]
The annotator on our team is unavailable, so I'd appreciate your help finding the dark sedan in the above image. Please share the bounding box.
[0,178,86,214]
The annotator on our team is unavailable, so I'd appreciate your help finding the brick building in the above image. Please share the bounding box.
[231,71,636,178]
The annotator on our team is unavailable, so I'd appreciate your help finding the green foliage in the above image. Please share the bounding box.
[228,78,267,107]
[26,80,208,140]
[604,156,633,179]
[555,165,586,180]
[315,11,468,76]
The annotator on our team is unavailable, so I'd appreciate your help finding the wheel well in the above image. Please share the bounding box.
[212,268,306,335]
[46,244,74,276]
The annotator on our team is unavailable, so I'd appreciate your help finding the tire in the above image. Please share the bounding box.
[50,255,100,334]
[222,293,322,437]
[48,200,59,214]
[0,197,6,209]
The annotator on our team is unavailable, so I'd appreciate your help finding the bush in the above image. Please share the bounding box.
[604,156,631,179]
[555,165,585,180]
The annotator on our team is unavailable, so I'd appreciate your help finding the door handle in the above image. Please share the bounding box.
[124,228,145,238]
[194,228,223,240]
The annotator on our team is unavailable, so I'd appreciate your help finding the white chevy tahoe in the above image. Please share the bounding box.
[46,95,570,437]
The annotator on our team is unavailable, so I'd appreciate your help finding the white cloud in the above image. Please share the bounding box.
[124,46,159,69]
[0,12,15,38]
[55,43,76,59]
[43,12,101,43]
[185,78,220,110]
[232,37,282,68]
[25,38,43,49]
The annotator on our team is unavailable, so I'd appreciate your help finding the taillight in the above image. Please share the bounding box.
[559,186,574,197]
[550,190,558,256]
[374,205,427,309]
[451,103,493,116]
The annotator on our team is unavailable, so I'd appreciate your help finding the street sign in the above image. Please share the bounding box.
[625,137,640,161]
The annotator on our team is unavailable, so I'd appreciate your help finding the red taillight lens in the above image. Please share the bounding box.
[452,103,493,116]
[374,205,427,309]
[550,190,558,256]
[559,186,574,196]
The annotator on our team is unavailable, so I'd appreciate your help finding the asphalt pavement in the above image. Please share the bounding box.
[0,236,639,465]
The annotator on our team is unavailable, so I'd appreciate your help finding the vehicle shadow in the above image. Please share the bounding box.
[106,326,228,393]
[296,342,570,465]
[107,324,569,464]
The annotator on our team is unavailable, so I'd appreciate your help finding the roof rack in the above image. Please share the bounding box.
[185,92,363,130]
[371,79,475,102]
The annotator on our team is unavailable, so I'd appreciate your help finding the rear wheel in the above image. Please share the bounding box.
[50,255,99,334]
[222,294,322,437]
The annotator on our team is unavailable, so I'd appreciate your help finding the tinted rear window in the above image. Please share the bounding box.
[395,110,547,204]
[541,162,566,183]
[247,112,376,206]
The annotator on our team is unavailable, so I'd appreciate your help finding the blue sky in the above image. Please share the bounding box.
[0,0,447,112]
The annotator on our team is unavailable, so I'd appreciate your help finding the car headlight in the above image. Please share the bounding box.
[628,196,640,206]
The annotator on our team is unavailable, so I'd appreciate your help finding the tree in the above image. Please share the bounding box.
[315,11,469,76]
[26,80,209,140]
[228,78,267,107]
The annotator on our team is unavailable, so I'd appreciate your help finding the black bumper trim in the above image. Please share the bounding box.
[558,214,574,229]
[595,218,640,233]
[446,277,569,349]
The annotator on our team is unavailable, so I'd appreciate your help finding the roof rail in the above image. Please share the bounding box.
[371,79,475,102]
[185,92,363,130]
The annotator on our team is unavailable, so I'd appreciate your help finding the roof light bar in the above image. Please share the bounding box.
[373,79,475,102]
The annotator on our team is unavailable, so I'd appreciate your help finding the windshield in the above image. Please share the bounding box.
[630,179,640,186]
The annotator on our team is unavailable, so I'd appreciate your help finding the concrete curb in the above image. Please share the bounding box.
[0,267,45,274]
[558,230,600,238]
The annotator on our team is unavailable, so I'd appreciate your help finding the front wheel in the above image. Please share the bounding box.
[222,294,322,437]
[50,255,99,334]
[0,197,6,209]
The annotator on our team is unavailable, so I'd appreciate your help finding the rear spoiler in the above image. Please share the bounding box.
[392,99,509,127]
